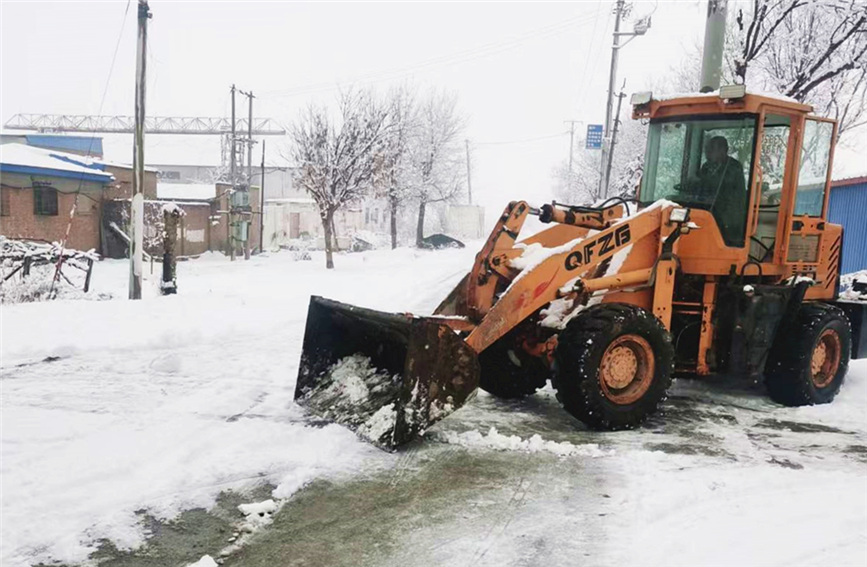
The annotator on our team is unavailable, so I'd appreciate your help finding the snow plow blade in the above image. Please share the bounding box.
[295,296,480,450]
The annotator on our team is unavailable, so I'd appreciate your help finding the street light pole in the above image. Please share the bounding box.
[598,1,651,198]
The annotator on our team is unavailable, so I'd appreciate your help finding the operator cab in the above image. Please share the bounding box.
[634,88,836,272]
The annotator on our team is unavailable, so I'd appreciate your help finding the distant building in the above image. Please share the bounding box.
[152,163,298,201]
[829,175,867,274]
[0,143,114,251]
[0,134,104,158]
[1,141,260,258]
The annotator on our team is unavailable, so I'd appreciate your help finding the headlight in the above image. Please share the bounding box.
[669,208,689,223]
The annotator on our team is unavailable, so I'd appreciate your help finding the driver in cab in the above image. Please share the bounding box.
[680,135,747,244]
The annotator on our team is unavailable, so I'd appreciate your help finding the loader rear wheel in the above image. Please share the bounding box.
[478,339,550,399]
[765,303,850,406]
[553,304,674,430]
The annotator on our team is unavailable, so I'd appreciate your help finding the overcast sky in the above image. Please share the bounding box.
[2,1,864,213]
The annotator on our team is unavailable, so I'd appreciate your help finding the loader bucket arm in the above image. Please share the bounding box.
[295,296,479,450]
[466,204,668,353]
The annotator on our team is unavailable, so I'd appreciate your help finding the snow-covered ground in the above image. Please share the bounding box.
[2,247,866,566]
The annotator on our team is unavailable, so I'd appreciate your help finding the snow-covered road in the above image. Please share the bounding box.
[2,248,866,566]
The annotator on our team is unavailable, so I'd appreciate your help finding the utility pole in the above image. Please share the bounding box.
[243,90,254,260]
[464,139,472,205]
[229,84,236,261]
[604,81,627,197]
[598,1,651,197]
[567,121,576,174]
[129,0,150,300]
[700,0,728,92]
[564,120,581,196]
[599,0,625,200]
[259,139,265,254]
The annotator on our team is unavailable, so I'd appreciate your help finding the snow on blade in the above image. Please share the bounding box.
[299,354,401,446]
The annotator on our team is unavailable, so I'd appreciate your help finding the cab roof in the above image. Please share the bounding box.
[633,89,814,121]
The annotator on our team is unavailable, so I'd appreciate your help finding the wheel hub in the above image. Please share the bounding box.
[598,334,655,405]
[811,329,841,388]
[601,346,638,389]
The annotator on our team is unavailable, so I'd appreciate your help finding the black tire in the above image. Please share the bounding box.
[478,338,550,399]
[553,304,674,430]
[765,302,851,406]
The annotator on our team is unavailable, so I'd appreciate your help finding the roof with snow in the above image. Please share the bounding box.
[156,182,216,201]
[0,143,114,184]
[266,196,316,205]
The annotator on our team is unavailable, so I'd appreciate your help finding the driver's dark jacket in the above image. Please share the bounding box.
[697,156,747,245]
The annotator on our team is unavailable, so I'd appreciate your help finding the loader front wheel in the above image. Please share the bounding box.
[553,304,674,430]
[478,339,550,399]
[765,303,850,406]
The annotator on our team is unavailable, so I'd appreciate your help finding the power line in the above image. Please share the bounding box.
[474,130,570,147]
[260,13,601,99]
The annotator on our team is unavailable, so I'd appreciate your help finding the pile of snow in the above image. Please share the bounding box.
[840,270,867,301]
[436,426,611,458]
[161,202,186,216]
[186,555,218,567]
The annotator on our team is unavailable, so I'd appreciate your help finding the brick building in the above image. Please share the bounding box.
[0,143,114,251]
[1,142,260,258]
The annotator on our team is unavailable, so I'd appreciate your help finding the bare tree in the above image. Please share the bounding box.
[735,0,867,134]
[288,90,391,269]
[380,86,417,249]
[406,91,466,247]
[553,116,647,205]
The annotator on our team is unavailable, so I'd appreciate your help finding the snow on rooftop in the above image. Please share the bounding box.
[0,143,114,182]
[266,196,316,205]
[156,182,216,201]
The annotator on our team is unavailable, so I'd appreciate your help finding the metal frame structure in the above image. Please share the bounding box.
[3,113,285,135]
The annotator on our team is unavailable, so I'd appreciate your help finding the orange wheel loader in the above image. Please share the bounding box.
[295,88,867,450]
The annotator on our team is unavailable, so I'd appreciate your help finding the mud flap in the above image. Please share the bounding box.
[295,296,480,450]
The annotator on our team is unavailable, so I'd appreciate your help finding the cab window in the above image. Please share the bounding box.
[640,114,757,247]
[793,119,834,217]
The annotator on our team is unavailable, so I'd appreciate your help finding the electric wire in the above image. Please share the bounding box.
[260,12,601,100]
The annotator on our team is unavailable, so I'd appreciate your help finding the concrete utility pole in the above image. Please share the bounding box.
[598,0,651,197]
[599,0,625,200]
[244,90,254,260]
[564,120,582,174]
[129,0,151,300]
[465,139,472,204]
[229,84,236,261]
[259,139,265,254]
[604,81,627,196]
[700,0,728,92]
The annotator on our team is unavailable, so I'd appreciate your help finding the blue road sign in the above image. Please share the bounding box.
[586,124,603,149]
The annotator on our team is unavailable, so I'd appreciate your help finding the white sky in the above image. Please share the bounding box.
[2,0,864,214]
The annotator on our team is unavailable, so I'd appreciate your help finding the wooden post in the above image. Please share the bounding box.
[161,206,183,295]
[84,258,94,293]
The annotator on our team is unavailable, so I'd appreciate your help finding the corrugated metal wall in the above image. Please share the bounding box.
[828,181,867,274]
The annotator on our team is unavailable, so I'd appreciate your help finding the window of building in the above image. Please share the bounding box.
[34,186,59,216]
[0,187,10,216]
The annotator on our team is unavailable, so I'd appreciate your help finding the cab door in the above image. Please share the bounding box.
[749,112,799,266]
[782,117,838,293]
